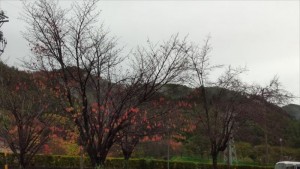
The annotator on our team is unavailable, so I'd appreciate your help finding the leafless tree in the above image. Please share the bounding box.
[248,76,294,164]
[188,37,250,169]
[22,0,191,167]
[249,76,294,106]
[188,36,295,168]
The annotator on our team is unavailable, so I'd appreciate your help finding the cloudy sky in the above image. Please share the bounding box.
[1,0,299,105]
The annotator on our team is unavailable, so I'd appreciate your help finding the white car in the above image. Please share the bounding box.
[275,161,300,169]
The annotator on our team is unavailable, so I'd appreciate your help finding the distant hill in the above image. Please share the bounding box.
[160,83,295,146]
[1,61,299,150]
[160,84,192,99]
[283,104,300,120]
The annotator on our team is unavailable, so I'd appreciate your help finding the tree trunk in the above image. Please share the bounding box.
[95,152,107,169]
[86,147,97,167]
[123,151,132,161]
[122,149,133,169]
[19,153,27,169]
[84,137,117,169]
[211,152,218,169]
[86,146,108,169]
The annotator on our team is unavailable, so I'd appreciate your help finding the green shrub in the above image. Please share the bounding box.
[0,153,276,169]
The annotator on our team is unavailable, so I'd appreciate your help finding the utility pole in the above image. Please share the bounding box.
[279,138,283,161]
[224,135,237,169]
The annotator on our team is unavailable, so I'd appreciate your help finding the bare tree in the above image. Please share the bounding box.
[188,36,295,168]
[22,0,190,167]
[248,76,294,164]
[0,65,54,169]
[188,37,249,169]
[249,76,294,106]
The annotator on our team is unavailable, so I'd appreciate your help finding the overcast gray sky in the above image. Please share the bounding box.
[1,0,299,105]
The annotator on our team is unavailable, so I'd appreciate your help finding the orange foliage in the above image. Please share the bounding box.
[65,107,74,113]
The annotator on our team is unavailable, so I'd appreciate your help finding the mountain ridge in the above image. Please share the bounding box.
[282,104,300,120]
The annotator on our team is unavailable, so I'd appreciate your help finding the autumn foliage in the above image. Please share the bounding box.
[0,63,55,169]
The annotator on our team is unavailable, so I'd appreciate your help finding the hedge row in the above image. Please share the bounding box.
[0,153,274,169]
[0,153,89,167]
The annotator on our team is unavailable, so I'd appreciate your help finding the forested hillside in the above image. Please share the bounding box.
[1,61,299,165]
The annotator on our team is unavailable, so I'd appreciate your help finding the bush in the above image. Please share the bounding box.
[0,152,275,169]
[0,153,90,168]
